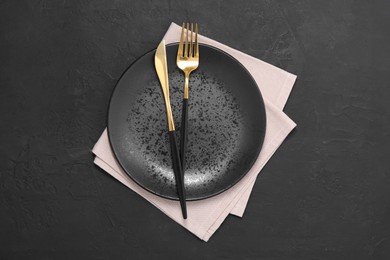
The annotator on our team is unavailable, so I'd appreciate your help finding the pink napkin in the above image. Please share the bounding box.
[92,23,297,241]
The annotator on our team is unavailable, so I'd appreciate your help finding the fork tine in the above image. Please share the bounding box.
[195,23,199,57]
[189,23,193,57]
[185,23,189,57]
[178,23,185,57]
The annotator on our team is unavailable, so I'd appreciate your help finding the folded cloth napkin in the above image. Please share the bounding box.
[92,22,297,241]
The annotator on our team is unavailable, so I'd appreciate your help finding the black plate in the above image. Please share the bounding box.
[107,43,266,200]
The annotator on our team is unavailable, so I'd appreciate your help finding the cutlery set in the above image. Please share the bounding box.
[154,23,199,219]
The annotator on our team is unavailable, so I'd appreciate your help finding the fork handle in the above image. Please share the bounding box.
[180,98,189,171]
[169,130,187,219]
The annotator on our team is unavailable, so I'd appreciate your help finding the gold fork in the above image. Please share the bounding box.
[176,23,199,170]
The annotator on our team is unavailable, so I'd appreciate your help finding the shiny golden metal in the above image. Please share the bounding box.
[176,23,199,99]
[155,40,175,131]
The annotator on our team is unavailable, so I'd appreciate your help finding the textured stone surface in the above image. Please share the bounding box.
[1,0,390,259]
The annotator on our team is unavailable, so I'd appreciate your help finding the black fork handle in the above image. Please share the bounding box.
[168,130,187,219]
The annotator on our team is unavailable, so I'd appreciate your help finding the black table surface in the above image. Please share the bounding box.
[1,1,390,259]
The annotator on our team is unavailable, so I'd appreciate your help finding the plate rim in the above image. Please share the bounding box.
[107,42,267,200]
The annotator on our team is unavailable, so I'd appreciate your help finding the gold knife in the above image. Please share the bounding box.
[154,40,187,219]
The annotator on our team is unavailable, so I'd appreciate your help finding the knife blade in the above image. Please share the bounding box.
[154,40,187,219]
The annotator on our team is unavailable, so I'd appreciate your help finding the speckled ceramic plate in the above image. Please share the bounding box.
[107,43,266,200]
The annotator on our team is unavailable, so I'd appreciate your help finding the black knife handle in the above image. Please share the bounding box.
[168,130,187,219]
[180,98,188,171]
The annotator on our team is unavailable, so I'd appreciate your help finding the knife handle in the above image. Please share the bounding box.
[180,98,189,171]
[168,130,187,219]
